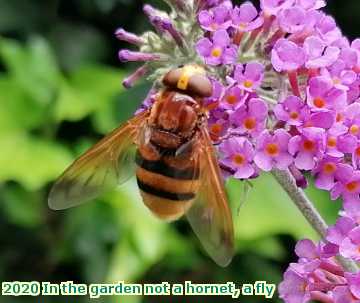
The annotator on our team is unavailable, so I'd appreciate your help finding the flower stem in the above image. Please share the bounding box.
[271,168,359,273]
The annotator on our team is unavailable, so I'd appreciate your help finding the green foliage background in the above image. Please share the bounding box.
[0,1,358,302]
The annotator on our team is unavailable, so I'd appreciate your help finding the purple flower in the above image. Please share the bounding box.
[327,216,356,247]
[289,127,326,170]
[204,79,225,110]
[231,98,268,136]
[260,0,295,16]
[233,63,264,92]
[123,65,148,88]
[231,2,263,32]
[296,0,326,10]
[220,137,256,179]
[339,226,360,261]
[196,29,237,66]
[315,13,342,44]
[304,36,340,69]
[208,112,230,141]
[307,76,347,112]
[274,95,309,127]
[198,4,232,31]
[221,85,245,110]
[325,124,357,158]
[344,103,360,140]
[346,272,360,300]
[331,164,360,205]
[278,6,308,34]
[332,286,360,303]
[352,143,360,170]
[254,129,293,171]
[302,111,335,133]
[312,156,341,190]
[279,268,311,303]
[271,38,306,72]
[118,50,162,62]
[321,60,357,91]
[115,28,145,45]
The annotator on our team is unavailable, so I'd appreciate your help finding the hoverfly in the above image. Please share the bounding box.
[48,65,234,267]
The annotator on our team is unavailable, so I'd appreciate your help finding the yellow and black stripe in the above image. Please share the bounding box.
[135,150,199,221]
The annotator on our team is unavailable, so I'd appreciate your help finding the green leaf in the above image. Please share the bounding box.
[0,36,60,105]
[0,132,72,190]
[54,65,124,122]
[0,185,44,227]
[92,81,151,134]
[228,173,339,243]
[0,77,46,133]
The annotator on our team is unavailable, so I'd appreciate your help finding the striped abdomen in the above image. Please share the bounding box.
[135,139,200,222]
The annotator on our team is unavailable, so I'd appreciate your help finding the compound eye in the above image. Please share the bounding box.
[162,68,182,88]
[188,75,213,98]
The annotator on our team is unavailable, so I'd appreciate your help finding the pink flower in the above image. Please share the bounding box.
[339,226,360,262]
[274,95,309,127]
[278,6,308,34]
[231,2,263,32]
[312,156,341,190]
[198,4,232,31]
[220,136,256,179]
[327,217,356,247]
[260,0,295,16]
[279,268,312,303]
[230,98,268,137]
[325,124,357,158]
[271,38,306,72]
[196,29,237,66]
[304,36,340,69]
[331,164,360,205]
[289,127,326,170]
[220,85,246,110]
[254,129,293,171]
[233,62,264,92]
[307,76,347,112]
[315,13,342,44]
[296,0,326,10]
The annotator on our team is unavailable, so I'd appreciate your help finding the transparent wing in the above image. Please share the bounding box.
[48,110,149,210]
[187,126,234,267]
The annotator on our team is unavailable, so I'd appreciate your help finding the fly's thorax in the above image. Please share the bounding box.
[148,90,200,143]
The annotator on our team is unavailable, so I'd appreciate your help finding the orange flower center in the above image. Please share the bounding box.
[211,47,222,58]
[333,77,341,85]
[206,100,219,111]
[243,80,253,88]
[290,111,299,120]
[303,140,315,151]
[346,181,359,193]
[266,143,279,156]
[327,137,337,148]
[238,22,247,30]
[226,95,237,105]
[210,123,222,135]
[313,97,326,108]
[211,23,218,30]
[233,154,245,165]
[350,124,359,135]
[244,117,256,130]
[336,113,343,122]
[356,147,360,157]
[323,162,337,174]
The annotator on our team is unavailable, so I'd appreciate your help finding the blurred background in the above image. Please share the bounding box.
[0,1,358,302]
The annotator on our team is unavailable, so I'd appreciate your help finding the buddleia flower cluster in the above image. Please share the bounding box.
[116,0,360,301]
